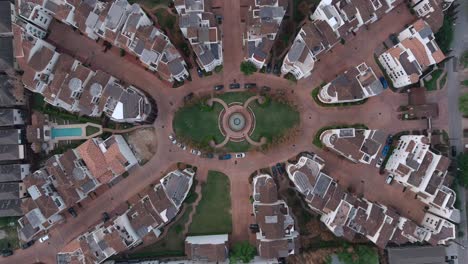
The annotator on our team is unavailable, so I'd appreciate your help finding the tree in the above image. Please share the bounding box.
[240,61,257,76]
[458,93,468,116]
[229,241,256,263]
[457,153,468,187]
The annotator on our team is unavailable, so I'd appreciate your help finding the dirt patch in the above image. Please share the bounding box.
[126,128,157,164]
[288,248,337,264]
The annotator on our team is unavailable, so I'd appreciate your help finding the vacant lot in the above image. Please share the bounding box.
[126,128,158,164]
[188,171,232,235]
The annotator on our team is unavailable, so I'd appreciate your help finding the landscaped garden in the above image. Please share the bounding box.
[173,91,300,152]
[188,171,232,235]
[423,69,445,91]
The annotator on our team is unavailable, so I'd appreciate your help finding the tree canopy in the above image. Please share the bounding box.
[457,153,468,187]
[459,93,468,116]
[240,61,257,76]
[229,241,256,263]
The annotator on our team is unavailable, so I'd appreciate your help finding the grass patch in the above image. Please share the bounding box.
[225,141,251,153]
[461,80,468,87]
[249,99,300,143]
[218,92,256,104]
[128,0,172,8]
[188,171,232,235]
[0,217,20,250]
[424,69,443,91]
[337,245,379,264]
[154,8,176,31]
[435,15,454,53]
[85,125,100,136]
[313,124,368,148]
[284,189,313,235]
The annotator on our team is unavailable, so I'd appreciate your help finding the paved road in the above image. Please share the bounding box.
[445,0,468,262]
[4,3,448,263]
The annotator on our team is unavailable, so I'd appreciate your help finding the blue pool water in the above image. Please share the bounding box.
[51,127,83,139]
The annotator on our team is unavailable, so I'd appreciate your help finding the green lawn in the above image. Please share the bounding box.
[188,171,232,235]
[85,125,100,136]
[0,217,20,250]
[154,8,176,31]
[462,51,468,69]
[424,69,444,91]
[129,0,172,9]
[250,100,300,142]
[173,92,299,151]
[461,80,468,87]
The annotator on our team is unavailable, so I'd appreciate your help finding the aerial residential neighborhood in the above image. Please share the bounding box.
[0,0,467,264]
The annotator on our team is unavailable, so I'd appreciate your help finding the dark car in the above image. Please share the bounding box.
[380,77,389,89]
[451,146,457,157]
[381,145,390,157]
[204,153,214,159]
[261,86,271,92]
[21,240,34,249]
[271,166,278,177]
[386,134,393,145]
[214,84,224,91]
[244,83,257,89]
[266,63,272,73]
[276,163,285,175]
[1,249,13,257]
[249,224,259,231]
[229,83,241,89]
[273,64,280,75]
[219,154,232,160]
[197,68,203,77]
[68,207,78,218]
[103,212,110,222]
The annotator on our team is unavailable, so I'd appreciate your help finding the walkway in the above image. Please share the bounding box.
[102,124,154,134]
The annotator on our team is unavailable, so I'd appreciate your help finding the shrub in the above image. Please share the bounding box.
[240,61,257,76]
[229,241,256,263]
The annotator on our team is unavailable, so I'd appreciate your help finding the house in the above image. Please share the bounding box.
[18,150,101,241]
[387,245,457,264]
[282,0,401,79]
[0,1,15,72]
[76,135,138,184]
[185,234,229,263]
[0,109,25,127]
[411,0,454,32]
[378,19,445,88]
[385,135,458,222]
[286,154,457,248]
[0,74,26,106]
[0,164,30,183]
[26,111,51,153]
[403,87,439,119]
[242,0,287,69]
[317,63,385,103]
[57,168,195,264]
[320,128,386,164]
[0,128,25,162]
[0,182,23,217]
[252,174,299,259]
[15,0,54,31]
[174,0,223,72]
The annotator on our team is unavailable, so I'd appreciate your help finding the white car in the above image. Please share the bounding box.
[169,135,177,144]
[39,235,50,243]
[191,149,201,156]
[375,157,383,168]
[235,153,246,158]
[386,174,394,184]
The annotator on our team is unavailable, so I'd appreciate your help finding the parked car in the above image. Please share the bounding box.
[204,153,214,159]
[177,143,187,150]
[1,249,13,257]
[386,174,394,184]
[380,77,389,89]
[244,83,257,89]
[451,146,457,157]
[197,68,203,77]
[271,166,278,177]
[229,83,241,89]
[190,149,201,156]
[219,154,232,160]
[386,134,393,145]
[235,153,246,158]
[381,145,390,157]
[39,235,50,243]
[276,163,285,175]
[103,212,110,222]
[169,134,177,144]
[375,157,383,168]
[266,63,272,73]
[273,64,280,75]
[214,84,224,91]
[68,207,78,218]
[21,240,34,249]
[261,86,271,92]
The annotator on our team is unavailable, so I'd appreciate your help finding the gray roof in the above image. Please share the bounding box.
[312,173,331,198]
[162,171,192,207]
[287,41,306,62]
[167,59,185,76]
[0,37,14,71]
[179,13,200,28]
[0,145,23,161]
[387,246,446,264]
[366,79,384,95]
[418,26,433,40]
[0,129,22,145]
[198,47,215,66]
[0,74,20,106]
[106,0,127,30]
[0,109,15,127]
[259,6,285,21]
[0,164,29,182]
[0,1,12,34]
[210,43,220,60]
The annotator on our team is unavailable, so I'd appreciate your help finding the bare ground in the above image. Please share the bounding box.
[126,128,157,164]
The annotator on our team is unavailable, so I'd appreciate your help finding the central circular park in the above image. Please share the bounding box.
[173,91,300,152]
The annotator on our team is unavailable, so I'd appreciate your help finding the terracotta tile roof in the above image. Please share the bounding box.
[401,38,431,70]
[28,44,55,72]
[77,139,113,183]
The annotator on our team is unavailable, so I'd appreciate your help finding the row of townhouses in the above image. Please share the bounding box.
[18,135,138,242]
[241,0,287,69]
[15,0,190,82]
[0,1,31,220]
[287,153,456,249]
[56,169,195,264]
[173,0,224,72]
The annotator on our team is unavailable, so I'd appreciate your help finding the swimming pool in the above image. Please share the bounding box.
[51,127,83,139]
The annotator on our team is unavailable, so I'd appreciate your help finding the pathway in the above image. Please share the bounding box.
[102,124,154,134]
